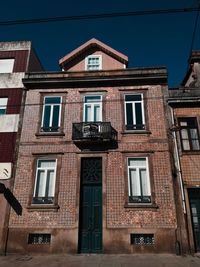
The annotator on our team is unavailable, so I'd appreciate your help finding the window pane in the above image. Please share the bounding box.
[85,96,101,103]
[140,169,150,196]
[46,170,55,197]
[88,57,99,64]
[95,58,99,64]
[190,128,198,139]
[52,105,60,127]
[0,109,6,115]
[191,204,199,226]
[0,98,8,115]
[126,103,133,126]
[129,169,140,196]
[180,129,190,150]
[182,140,190,150]
[88,65,99,70]
[94,105,101,121]
[125,95,141,101]
[180,129,189,139]
[38,159,56,168]
[43,106,51,127]
[0,59,14,73]
[180,121,188,127]
[35,170,46,197]
[45,97,61,104]
[87,65,93,70]
[88,58,93,64]
[135,102,143,125]
[190,129,200,150]
[0,98,8,106]
[85,105,92,122]
[192,140,200,150]
[128,158,146,167]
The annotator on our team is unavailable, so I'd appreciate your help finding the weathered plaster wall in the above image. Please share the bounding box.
[0,73,25,88]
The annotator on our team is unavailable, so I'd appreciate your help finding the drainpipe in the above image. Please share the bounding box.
[170,107,186,214]
[170,106,188,255]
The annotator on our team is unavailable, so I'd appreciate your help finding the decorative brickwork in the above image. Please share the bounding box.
[8,39,177,254]
[9,83,176,253]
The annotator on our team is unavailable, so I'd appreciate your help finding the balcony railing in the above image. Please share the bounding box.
[72,122,117,142]
[40,126,59,132]
[32,196,54,204]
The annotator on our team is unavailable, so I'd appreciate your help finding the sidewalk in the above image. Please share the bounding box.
[0,254,200,267]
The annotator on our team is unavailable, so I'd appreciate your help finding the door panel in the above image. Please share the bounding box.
[188,189,200,252]
[79,158,102,253]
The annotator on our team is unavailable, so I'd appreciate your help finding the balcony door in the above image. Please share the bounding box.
[84,96,102,122]
[78,158,102,253]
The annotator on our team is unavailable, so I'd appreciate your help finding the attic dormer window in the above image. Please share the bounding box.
[85,55,102,70]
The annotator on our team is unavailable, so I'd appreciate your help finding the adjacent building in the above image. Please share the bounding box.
[7,39,177,254]
[168,51,200,253]
[0,41,43,254]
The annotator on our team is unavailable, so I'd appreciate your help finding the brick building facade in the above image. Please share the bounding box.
[7,39,177,254]
[0,41,43,254]
[168,51,200,253]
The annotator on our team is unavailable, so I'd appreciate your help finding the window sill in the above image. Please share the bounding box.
[181,150,200,155]
[124,203,158,210]
[35,132,65,138]
[121,130,151,135]
[26,205,60,212]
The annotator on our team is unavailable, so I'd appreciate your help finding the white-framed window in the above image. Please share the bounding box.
[0,59,14,73]
[0,98,8,115]
[124,94,145,130]
[33,159,57,204]
[85,55,102,70]
[41,96,61,132]
[127,157,151,203]
[83,95,102,122]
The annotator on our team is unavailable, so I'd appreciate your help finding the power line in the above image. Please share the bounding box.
[0,8,199,26]
[0,93,200,109]
[189,3,200,56]
[0,96,178,109]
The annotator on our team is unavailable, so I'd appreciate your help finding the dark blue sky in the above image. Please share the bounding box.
[1,0,199,86]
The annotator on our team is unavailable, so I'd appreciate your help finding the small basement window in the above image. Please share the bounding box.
[28,233,51,244]
[130,234,154,245]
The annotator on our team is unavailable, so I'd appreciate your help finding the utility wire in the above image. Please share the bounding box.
[189,3,200,58]
[0,93,200,109]
[0,96,186,109]
[0,8,199,26]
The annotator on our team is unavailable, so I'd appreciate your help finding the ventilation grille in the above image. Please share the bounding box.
[28,234,51,244]
[130,234,154,245]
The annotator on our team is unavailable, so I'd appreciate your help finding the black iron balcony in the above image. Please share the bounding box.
[72,122,117,144]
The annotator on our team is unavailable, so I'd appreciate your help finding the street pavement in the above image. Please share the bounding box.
[0,254,200,267]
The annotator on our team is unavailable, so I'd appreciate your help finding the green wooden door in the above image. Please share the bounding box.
[188,189,200,252]
[78,158,102,253]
